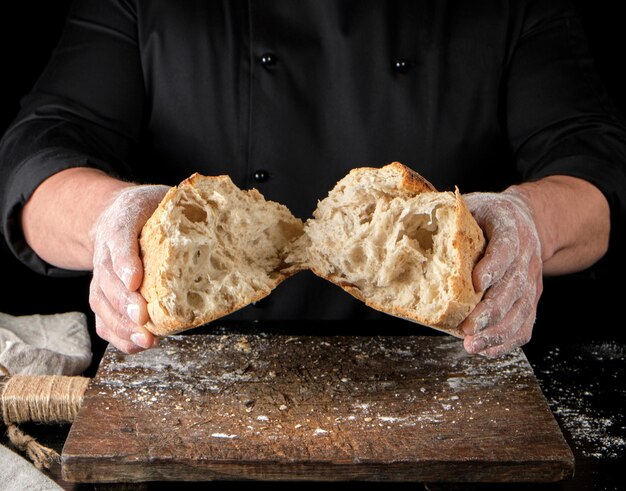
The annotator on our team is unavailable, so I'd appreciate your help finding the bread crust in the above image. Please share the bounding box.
[384,161,438,194]
[139,185,178,335]
[342,161,437,194]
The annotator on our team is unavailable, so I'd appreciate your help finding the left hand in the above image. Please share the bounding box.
[90,184,169,354]
[460,189,543,357]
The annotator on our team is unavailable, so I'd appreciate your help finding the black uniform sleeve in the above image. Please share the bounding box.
[0,0,143,275]
[505,1,626,272]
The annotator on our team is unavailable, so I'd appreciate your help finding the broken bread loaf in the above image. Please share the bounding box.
[139,162,485,338]
[289,162,486,337]
[139,174,304,336]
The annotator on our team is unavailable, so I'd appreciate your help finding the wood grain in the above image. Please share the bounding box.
[61,334,574,483]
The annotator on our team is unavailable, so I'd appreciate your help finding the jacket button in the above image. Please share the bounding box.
[260,53,277,68]
[392,58,410,73]
[253,169,270,182]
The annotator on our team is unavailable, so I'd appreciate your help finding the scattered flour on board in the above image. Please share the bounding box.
[536,342,626,459]
[93,334,625,454]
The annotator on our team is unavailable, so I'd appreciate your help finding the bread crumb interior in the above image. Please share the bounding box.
[302,173,458,322]
[157,178,303,324]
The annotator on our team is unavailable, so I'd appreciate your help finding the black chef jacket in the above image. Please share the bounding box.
[1,0,626,322]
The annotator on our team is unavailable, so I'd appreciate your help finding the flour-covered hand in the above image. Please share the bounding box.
[460,189,543,357]
[90,185,169,353]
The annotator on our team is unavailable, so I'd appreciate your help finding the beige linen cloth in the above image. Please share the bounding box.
[0,311,92,491]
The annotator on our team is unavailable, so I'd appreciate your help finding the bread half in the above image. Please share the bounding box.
[139,174,304,336]
[290,162,486,337]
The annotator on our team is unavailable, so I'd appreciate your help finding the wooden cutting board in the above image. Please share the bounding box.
[62,333,574,483]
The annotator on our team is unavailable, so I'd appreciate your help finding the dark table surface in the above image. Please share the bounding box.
[3,315,624,491]
[0,270,623,491]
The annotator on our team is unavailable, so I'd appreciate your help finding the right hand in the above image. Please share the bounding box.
[90,185,169,353]
[460,189,543,357]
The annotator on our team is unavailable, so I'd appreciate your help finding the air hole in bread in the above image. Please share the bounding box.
[181,203,207,223]
[187,291,205,310]
[209,254,227,273]
[191,249,202,265]
[358,203,376,225]
[398,207,439,252]
[346,245,365,268]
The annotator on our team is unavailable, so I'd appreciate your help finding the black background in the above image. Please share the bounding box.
[0,0,624,347]
[1,3,625,490]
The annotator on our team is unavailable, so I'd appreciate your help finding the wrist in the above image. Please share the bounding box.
[504,175,610,275]
[22,167,135,270]
[502,183,553,262]
[89,181,142,255]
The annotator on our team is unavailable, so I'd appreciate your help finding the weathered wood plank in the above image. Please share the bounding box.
[62,334,574,483]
